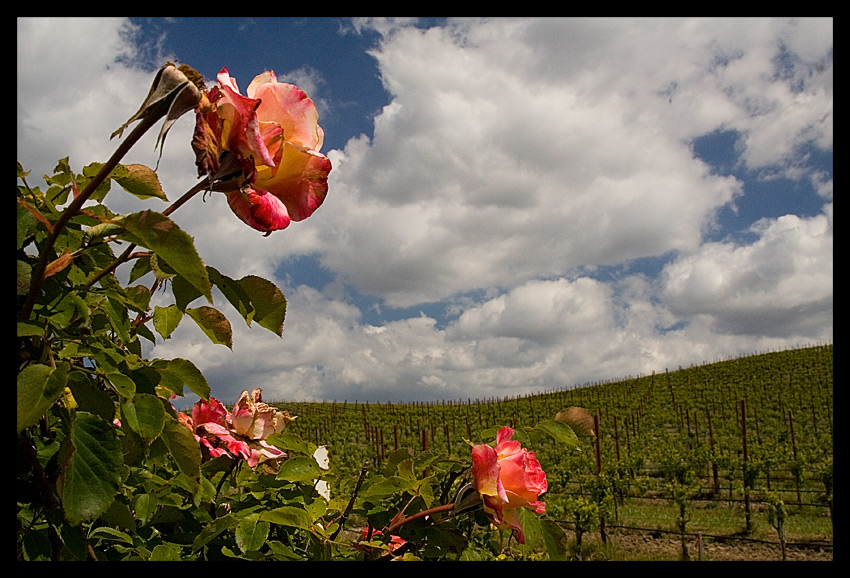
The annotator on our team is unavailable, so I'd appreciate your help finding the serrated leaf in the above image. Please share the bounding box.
[186,306,233,349]
[277,456,322,483]
[113,163,168,201]
[533,419,580,447]
[124,393,166,441]
[105,371,136,399]
[265,431,314,455]
[238,275,286,336]
[151,358,210,400]
[61,412,123,526]
[89,526,134,544]
[362,476,417,499]
[153,304,183,339]
[17,362,69,432]
[150,543,183,561]
[116,210,211,302]
[160,414,201,493]
[259,506,313,530]
[208,266,253,324]
[191,514,236,553]
[236,513,270,553]
[172,273,203,310]
[17,260,31,295]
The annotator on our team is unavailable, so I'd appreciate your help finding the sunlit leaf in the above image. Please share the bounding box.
[259,506,313,530]
[151,358,210,400]
[17,362,69,432]
[113,163,168,201]
[186,306,233,349]
[277,456,322,483]
[238,275,286,336]
[116,210,211,302]
[153,304,183,339]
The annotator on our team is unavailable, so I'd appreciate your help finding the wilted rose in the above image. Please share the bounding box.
[471,426,547,544]
[181,389,294,471]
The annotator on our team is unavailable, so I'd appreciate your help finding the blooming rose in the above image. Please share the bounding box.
[193,68,331,233]
[471,426,547,544]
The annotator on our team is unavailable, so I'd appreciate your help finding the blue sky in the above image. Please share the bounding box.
[18,18,832,406]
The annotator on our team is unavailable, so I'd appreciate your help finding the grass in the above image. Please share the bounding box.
[598,496,832,544]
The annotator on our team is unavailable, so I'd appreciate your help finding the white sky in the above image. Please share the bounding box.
[18,17,832,405]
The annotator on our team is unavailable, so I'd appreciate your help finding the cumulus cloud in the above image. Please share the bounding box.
[17,17,832,404]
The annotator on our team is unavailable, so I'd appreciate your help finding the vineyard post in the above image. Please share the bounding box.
[741,399,752,533]
[613,415,620,462]
[594,412,608,544]
[707,409,719,493]
[788,410,803,508]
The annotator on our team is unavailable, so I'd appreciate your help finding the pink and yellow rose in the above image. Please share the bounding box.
[471,426,547,544]
[193,68,331,233]
[181,388,294,471]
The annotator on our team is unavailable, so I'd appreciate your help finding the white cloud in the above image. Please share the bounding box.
[17,17,832,404]
[661,208,833,338]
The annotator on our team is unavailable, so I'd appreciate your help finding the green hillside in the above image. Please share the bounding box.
[274,344,833,560]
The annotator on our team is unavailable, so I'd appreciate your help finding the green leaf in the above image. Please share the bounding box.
[17,259,31,295]
[540,520,568,561]
[17,320,44,337]
[105,371,137,399]
[151,358,210,400]
[362,475,417,499]
[113,163,168,201]
[208,267,254,324]
[116,210,212,302]
[124,393,167,442]
[518,507,544,556]
[259,506,313,530]
[17,362,69,433]
[61,412,123,526]
[265,431,314,455]
[133,493,158,526]
[277,456,322,483]
[172,273,203,310]
[153,304,183,339]
[236,513,270,553]
[186,306,233,349]
[66,370,115,422]
[191,514,236,553]
[533,419,580,448]
[150,543,183,561]
[238,275,286,336]
[160,414,201,493]
[89,526,133,544]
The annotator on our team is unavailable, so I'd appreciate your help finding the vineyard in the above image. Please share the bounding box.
[275,344,833,561]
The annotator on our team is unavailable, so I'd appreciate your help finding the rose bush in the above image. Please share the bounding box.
[16,62,585,561]
[193,68,332,233]
[471,426,548,544]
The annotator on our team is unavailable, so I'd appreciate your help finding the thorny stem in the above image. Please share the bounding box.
[83,177,213,289]
[20,109,163,321]
[329,461,370,542]
[383,502,456,537]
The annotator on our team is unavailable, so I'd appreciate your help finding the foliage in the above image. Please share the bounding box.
[16,63,585,562]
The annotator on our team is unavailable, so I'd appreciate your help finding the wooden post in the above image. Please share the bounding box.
[741,399,752,532]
